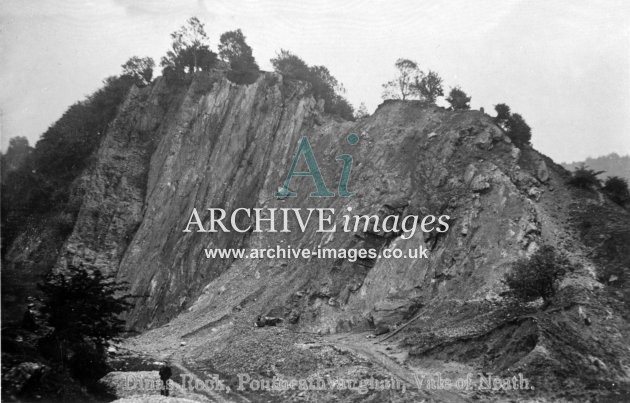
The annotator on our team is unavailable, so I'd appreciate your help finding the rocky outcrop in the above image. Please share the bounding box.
[8,69,628,397]
[50,72,590,331]
[49,70,580,336]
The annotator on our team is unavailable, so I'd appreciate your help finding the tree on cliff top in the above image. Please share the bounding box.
[446,86,471,110]
[494,103,511,126]
[161,17,217,80]
[270,49,310,81]
[218,29,259,85]
[121,56,155,86]
[494,103,531,146]
[382,58,421,100]
[415,70,444,104]
[382,59,444,104]
[271,50,354,120]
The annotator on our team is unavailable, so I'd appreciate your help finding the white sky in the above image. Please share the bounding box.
[0,0,629,162]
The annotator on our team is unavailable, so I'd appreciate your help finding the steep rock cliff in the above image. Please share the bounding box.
[10,70,629,396]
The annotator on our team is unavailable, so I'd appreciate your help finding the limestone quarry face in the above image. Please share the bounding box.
[55,71,546,332]
[6,70,630,399]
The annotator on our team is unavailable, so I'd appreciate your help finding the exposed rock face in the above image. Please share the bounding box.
[6,70,629,396]
[57,72,547,331]
[50,72,616,330]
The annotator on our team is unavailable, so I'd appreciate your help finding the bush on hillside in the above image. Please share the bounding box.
[504,245,572,306]
[567,164,604,190]
[446,86,471,110]
[603,176,630,205]
[271,50,354,120]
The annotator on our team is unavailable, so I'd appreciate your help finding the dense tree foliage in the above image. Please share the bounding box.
[493,103,531,145]
[1,74,136,251]
[446,86,471,110]
[416,70,443,104]
[603,176,630,205]
[161,17,217,82]
[270,49,310,81]
[218,29,259,84]
[494,103,511,125]
[121,56,155,86]
[39,264,131,350]
[38,264,131,384]
[504,245,571,306]
[271,50,354,120]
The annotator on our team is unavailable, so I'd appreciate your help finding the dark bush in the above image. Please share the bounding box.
[493,104,531,145]
[415,70,443,104]
[494,103,511,126]
[567,164,603,190]
[34,264,131,389]
[68,342,109,386]
[603,176,630,205]
[446,86,471,110]
[271,50,354,120]
[505,113,531,145]
[39,264,131,350]
[504,245,571,306]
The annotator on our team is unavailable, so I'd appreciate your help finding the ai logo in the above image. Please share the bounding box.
[275,134,359,197]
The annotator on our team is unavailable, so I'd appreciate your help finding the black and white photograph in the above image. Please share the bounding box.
[1,1,629,402]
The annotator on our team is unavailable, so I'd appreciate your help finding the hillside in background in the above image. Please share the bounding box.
[562,153,630,181]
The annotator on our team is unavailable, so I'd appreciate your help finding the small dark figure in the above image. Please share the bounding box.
[159,365,172,396]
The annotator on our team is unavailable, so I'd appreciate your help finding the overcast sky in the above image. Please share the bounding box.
[1,0,629,162]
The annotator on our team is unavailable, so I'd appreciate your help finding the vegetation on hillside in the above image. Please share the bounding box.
[270,49,354,120]
[504,245,572,306]
[563,153,630,182]
[566,164,630,206]
[218,29,260,84]
[38,264,131,384]
[1,264,131,399]
[446,86,471,110]
[567,164,605,190]
[381,58,444,103]
[160,17,218,83]
[0,71,145,252]
[603,176,630,205]
[493,103,532,146]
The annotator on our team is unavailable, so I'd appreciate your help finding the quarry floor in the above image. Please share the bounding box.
[105,325,547,403]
